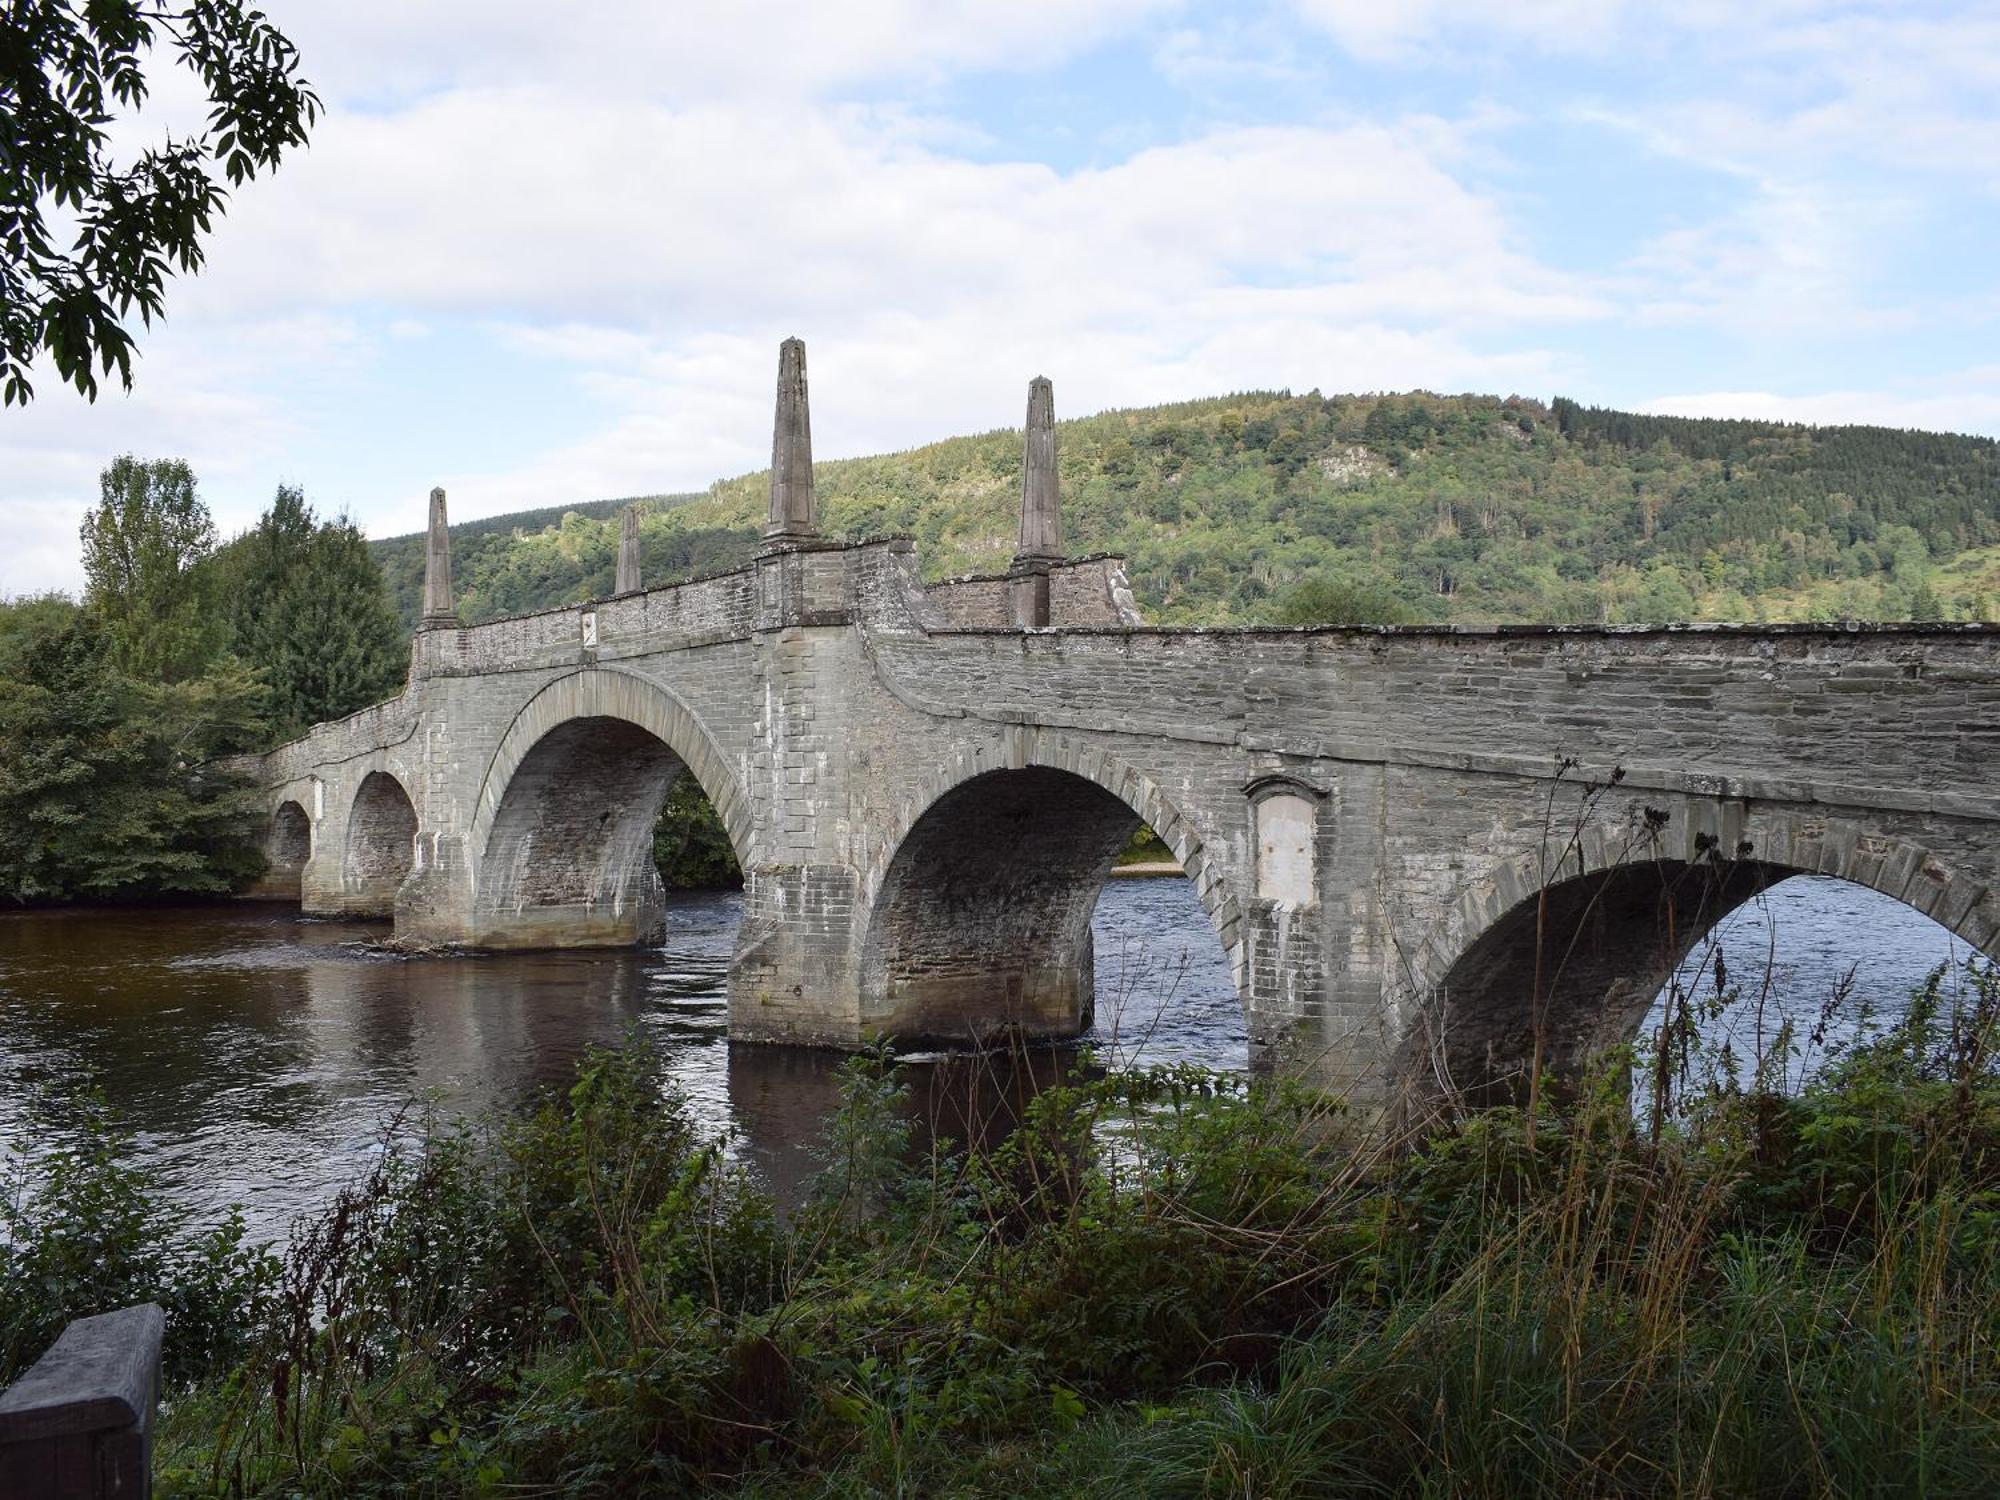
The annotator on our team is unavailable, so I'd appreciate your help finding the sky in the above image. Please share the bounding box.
[5,0,1999,594]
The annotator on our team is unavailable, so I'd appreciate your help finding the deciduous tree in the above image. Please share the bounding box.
[0,596,265,901]
[2,0,319,403]
[79,453,224,680]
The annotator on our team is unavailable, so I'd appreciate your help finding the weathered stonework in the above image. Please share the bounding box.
[246,537,2000,1108]
[764,338,817,545]
[615,504,642,595]
[239,344,2000,1109]
[923,555,1142,630]
[421,487,456,628]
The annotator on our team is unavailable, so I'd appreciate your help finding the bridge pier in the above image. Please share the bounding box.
[730,864,870,1047]
[234,341,2000,1113]
[393,829,476,944]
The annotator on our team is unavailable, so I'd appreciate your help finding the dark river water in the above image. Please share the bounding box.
[0,875,1979,1242]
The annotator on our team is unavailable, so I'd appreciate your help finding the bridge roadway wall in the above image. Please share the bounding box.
[247,537,2000,1106]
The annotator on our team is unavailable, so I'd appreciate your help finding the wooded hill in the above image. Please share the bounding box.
[371,393,2000,628]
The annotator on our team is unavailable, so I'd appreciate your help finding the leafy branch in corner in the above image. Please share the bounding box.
[1,0,320,404]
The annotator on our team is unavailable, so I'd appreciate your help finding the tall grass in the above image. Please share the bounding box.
[76,957,1990,1497]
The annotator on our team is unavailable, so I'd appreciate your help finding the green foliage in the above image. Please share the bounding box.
[368,393,2000,630]
[1274,569,1426,625]
[1114,823,1174,866]
[0,595,267,901]
[1,1092,277,1386]
[115,964,1999,1495]
[653,771,743,889]
[79,455,227,681]
[1,456,417,899]
[217,486,406,741]
[0,0,319,404]
[367,493,731,629]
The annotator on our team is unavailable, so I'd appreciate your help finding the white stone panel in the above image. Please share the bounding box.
[1256,793,1316,908]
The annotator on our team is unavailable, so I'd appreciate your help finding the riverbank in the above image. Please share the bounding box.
[1106,858,1185,877]
[5,957,1994,1497]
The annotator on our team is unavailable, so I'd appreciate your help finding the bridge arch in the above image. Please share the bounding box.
[344,771,417,916]
[856,734,1244,1044]
[1405,814,1998,1108]
[467,669,751,949]
[256,798,311,900]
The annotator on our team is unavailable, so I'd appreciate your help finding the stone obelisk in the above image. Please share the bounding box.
[421,486,458,628]
[1014,376,1062,563]
[615,504,642,594]
[1010,376,1062,626]
[763,337,817,546]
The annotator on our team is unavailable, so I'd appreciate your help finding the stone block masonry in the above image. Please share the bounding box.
[239,344,2000,1110]
[248,544,2000,1109]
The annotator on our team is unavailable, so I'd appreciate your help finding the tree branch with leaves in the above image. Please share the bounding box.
[1,0,319,404]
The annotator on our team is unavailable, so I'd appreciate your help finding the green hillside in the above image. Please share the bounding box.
[370,491,720,625]
[372,393,2000,628]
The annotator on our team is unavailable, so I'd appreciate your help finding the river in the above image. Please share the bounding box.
[0,874,1980,1242]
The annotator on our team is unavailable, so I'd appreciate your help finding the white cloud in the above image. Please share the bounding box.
[0,86,1592,568]
[1618,180,1922,331]
[6,0,1995,592]
[1,309,382,589]
[1320,3,2000,351]
[287,0,1181,105]
[6,83,1596,583]
[64,84,1594,484]
[1490,3,2000,204]
[186,92,1596,332]
[1289,0,1629,60]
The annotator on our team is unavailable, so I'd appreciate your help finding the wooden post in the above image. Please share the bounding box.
[0,1304,165,1499]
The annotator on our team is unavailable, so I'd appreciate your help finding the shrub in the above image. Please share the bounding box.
[6,962,1976,1496]
[0,1093,276,1386]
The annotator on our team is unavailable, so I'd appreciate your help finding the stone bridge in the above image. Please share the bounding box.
[244,341,2000,1108]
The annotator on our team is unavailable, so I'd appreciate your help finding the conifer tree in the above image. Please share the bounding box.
[227,487,406,740]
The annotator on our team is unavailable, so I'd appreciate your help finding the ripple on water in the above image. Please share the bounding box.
[0,876,1983,1242]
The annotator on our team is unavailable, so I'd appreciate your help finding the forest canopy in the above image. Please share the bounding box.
[369,393,2000,630]
[0,462,402,902]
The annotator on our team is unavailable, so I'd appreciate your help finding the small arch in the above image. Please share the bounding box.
[1424,855,1778,1106]
[253,799,311,900]
[857,736,1244,1045]
[344,772,417,917]
[467,671,751,949]
[858,733,1241,981]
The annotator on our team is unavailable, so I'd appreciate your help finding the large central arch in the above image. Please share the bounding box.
[857,737,1244,1045]
[466,670,752,950]
[1404,814,2000,1109]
